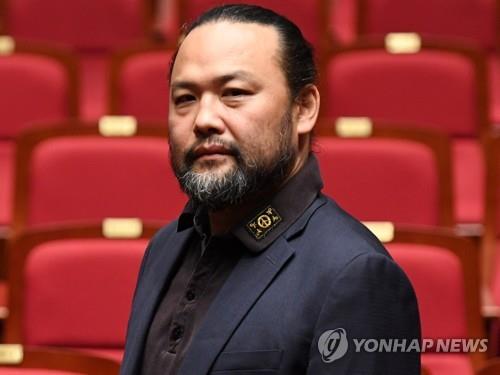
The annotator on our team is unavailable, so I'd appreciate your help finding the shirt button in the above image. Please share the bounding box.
[186,290,196,301]
[170,326,184,341]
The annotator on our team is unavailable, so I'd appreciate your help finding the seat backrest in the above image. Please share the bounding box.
[6,226,159,349]
[110,46,174,122]
[383,228,485,370]
[0,41,78,139]
[4,0,151,51]
[13,123,187,233]
[178,0,324,49]
[315,126,454,226]
[324,42,489,138]
[354,0,498,50]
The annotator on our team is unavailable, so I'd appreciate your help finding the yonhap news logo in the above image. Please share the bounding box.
[317,328,349,363]
[318,328,488,363]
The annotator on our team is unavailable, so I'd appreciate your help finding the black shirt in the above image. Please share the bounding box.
[141,155,323,374]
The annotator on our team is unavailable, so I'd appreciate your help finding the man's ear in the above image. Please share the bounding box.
[293,84,320,135]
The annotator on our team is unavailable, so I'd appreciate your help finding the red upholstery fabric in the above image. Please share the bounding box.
[452,139,484,223]
[387,244,468,339]
[80,54,108,121]
[490,55,500,124]
[7,0,146,51]
[421,353,474,375]
[0,54,71,138]
[0,142,14,225]
[359,0,496,50]
[326,49,480,137]
[27,136,186,227]
[23,239,148,346]
[315,137,440,225]
[116,51,174,122]
[183,0,321,47]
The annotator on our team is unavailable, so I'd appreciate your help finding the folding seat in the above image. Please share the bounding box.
[2,0,151,50]
[0,39,78,227]
[0,39,78,317]
[366,224,485,375]
[12,120,186,235]
[4,224,159,362]
[315,122,454,227]
[109,45,175,123]
[1,0,154,119]
[328,0,500,129]
[351,0,497,48]
[0,345,120,374]
[322,39,489,224]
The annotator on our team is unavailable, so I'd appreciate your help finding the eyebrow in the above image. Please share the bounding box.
[171,70,257,91]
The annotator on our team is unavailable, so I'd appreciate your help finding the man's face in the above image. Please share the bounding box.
[168,21,300,210]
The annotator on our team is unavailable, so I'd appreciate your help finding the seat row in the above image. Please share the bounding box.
[0,0,498,122]
[0,214,496,375]
[0,37,495,226]
[0,122,498,374]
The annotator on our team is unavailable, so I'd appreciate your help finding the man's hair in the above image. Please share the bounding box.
[170,4,318,99]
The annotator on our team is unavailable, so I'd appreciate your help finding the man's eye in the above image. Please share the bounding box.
[174,94,195,106]
[222,88,249,97]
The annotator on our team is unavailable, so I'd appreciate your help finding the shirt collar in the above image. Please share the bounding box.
[177,154,324,253]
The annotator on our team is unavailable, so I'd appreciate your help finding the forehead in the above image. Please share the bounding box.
[171,21,285,84]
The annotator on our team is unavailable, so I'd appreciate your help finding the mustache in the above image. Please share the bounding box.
[185,137,242,166]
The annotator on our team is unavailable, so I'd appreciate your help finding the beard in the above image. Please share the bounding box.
[169,111,296,211]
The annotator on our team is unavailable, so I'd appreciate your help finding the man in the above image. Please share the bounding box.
[121,4,420,374]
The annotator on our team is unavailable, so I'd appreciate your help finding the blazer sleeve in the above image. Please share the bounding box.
[306,252,421,375]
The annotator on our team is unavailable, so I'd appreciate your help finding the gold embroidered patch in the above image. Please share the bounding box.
[246,206,282,240]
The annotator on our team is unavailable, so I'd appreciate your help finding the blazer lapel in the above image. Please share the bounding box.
[121,228,194,375]
[178,236,295,375]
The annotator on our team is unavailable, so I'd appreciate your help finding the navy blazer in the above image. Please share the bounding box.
[121,195,421,374]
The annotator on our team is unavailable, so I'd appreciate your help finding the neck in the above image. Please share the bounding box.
[208,150,309,235]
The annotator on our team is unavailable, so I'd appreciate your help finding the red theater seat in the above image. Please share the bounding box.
[3,0,150,51]
[5,225,159,361]
[315,124,454,227]
[0,40,78,227]
[352,0,497,49]
[372,227,485,375]
[323,40,489,224]
[1,0,154,120]
[110,45,174,123]
[12,122,186,234]
[0,347,120,374]
[328,0,500,139]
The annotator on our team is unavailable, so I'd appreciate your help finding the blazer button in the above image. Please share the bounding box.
[186,290,196,301]
[170,326,184,341]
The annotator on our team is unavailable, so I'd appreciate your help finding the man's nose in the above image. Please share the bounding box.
[193,94,225,136]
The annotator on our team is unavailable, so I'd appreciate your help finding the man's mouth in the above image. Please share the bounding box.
[193,144,233,159]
